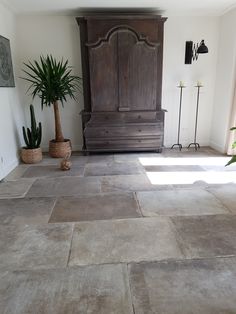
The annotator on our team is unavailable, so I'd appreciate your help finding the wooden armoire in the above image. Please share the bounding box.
[77,15,167,152]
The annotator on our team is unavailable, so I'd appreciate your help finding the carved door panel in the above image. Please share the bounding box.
[88,27,159,112]
[118,30,158,111]
[89,33,119,112]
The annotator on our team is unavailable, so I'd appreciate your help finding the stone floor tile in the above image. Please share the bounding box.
[0,264,133,314]
[101,175,172,192]
[129,257,236,314]
[70,155,89,166]
[22,165,84,178]
[114,152,161,163]
[144,165,204,172]
[207,185,236,213]
[0,179,35,199]
[201,164,236,172]
[49,193,140,223]
[171,214,236,258]
[0,223,73,270]
[84,161,144,176]
[4,165,29,181]
[26,176,101,197]
[137,189,229,216]
[0,197,56,225]
[86,154,114,164]
[69,217,183,266]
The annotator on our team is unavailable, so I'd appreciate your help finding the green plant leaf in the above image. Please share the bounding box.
[226,155,236,166]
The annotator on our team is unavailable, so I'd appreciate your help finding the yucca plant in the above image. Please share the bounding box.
[21,55,82,143]
[22,104,42,149]
[226,126,236,166]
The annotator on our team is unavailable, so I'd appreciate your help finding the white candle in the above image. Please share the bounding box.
[179,81,185,87]
[197,81,203,87]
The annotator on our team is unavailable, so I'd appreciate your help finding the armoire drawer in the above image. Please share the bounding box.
[85,123,163,138]
[86,137,163,150]
[88,111,163,124]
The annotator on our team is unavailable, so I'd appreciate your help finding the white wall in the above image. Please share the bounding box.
[16,15,84,152]
[163,16,219,148]
[210,9,236,153]
[0,3,25,180]
[16,14,220,152]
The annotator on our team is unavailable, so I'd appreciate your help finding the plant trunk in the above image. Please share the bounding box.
[53,100,64,142]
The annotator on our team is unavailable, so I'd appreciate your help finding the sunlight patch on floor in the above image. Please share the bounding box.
[139,157,231,166]
[146,171,236,185]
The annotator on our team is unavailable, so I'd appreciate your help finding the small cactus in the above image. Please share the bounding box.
[22,105,42,149]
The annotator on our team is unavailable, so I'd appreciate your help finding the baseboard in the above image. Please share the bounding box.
[209,141,226,154]
[0,158,20,181]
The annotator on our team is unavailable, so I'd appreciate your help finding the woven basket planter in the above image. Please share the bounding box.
[49,139,72,158]
[21,147,42,164]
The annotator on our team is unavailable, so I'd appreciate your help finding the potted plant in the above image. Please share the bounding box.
[21,104,42,164]
[226,126,236,166]
[21,55,82,158]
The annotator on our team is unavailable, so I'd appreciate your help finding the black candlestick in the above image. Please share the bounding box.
[171,84,185,151]
[188,84,202,151]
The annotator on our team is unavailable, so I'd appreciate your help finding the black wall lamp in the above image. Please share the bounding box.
[185,40,209,64]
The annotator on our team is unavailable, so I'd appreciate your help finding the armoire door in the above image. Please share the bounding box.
[89,33,119,112]
[117,30,159,112]
[89,27,159,113]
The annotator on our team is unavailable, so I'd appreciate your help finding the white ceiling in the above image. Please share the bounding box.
[1,0,236,16]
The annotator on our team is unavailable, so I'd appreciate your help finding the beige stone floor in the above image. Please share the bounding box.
[1,147,236,313]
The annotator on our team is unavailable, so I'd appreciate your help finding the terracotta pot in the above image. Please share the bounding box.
[21,147,42,164]
[49,139,72,158]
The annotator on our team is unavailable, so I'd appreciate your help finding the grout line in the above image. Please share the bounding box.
[5,255,236,274]
[205,189,233,214]
[66,223,75,267]
[133,192,144,217]
[126,263,136,314]
[168,217,188,259]
[47,197,58,223]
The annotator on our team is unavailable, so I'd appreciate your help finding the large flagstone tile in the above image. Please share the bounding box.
[0,179,35,199]
[101,175,172,192]
[84,161,144,176]
[0,264,133,314]
[129,257,236,314]
[22,165,84,178]
[86,154,114,164]
[5,165,29,181]
[69,217,183,266]
[49,193,140,223]
[0,197,56,225]
[144,165,204,172]
[137,189,229,216]
[114,152,160,163]
[207,185,236,213]
[171,214,236,258]
[0,224,73,270]
[26,177,101,197]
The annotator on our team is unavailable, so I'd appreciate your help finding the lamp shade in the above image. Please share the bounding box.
[197,40,208,54]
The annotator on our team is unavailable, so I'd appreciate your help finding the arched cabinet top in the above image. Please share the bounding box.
[77,15,167,46]
[86,25,160,49]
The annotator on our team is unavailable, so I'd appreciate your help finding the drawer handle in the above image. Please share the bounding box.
[138,129,142,132]
[105,130,109,134]
[138,115,141,119]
